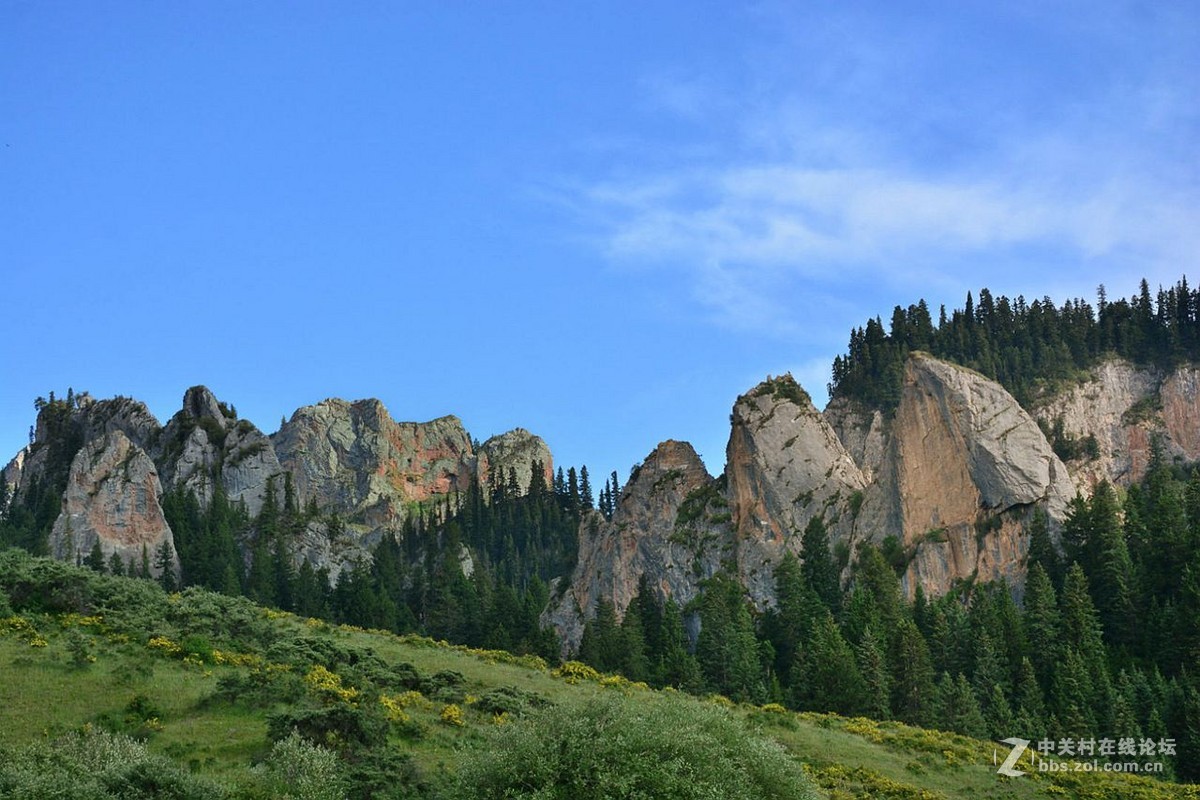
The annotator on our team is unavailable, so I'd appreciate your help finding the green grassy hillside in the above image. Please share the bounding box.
[0,549,1194,800]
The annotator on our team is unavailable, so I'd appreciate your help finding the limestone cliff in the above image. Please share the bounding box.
[157,386,283,516]
[823,397,887,483]
[272,398,476,532]
[725,376,866,603]
[1032,360,1200,492]
[852,354,1075,597]
[49,430,177,575]
[545,440,728,651]
[476,428,554,494]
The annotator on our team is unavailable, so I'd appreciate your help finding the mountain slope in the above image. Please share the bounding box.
[2,550,1191,799]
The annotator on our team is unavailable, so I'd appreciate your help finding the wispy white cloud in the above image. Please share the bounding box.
[572,3,1200,335]
[591,160,1198,279]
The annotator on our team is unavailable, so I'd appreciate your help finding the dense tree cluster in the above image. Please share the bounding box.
[831,276,1199,410]
[150,465,597,663]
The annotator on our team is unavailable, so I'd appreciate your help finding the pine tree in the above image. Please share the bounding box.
[154,540,177,592]
[566,468,580,514]
[579,466,593,509]
[696,574,764,702]
[791,612,866,715]
[578,597,623,673]
[1026,507,1062,588]
[658,599,703,692]
[1012,657,1047,738]
[856,626,891,720]
[765,552,822,686]
[800,516,841,613]
[936,673,988,739]
[890,617,936,726]
[84,540,106,573]
[1022,563,1061,693]
[619,605,651,682]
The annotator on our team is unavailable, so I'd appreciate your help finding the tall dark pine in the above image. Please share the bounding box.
[579,466,594,509]
[799,516,841,613]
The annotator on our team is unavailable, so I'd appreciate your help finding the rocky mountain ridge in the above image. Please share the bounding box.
[4,387,552,580]
[4,354,1197,648]
[548,354,1199,647]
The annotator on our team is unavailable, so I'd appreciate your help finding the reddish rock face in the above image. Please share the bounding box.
[272,398,476,529]
[1161,367,1200,463]
[848,355,1075,598]
[50,430,177,576]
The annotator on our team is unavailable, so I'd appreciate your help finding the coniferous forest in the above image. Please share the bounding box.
[2,275,1199,783]
[830,276,1200,410]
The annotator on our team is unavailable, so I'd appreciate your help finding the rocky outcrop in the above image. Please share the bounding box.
[824,397,887,482]
[156,386,283,516]
[75,395,161,453]
[476,429,554,494]
[545,440,728,651]
[855,354,1075,596]
[273,399,475,531]
[725,376,866,604]
[1162,367,1200,461]
[3,447,28,496]
[1033,360,1200,491]
[49,430,177,575]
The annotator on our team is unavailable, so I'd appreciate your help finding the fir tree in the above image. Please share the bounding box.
[154,540,177,592]
[790,612,866,715]
[799,515,841,613]
[579,466,593,509]
[889,617,936,726]
[856,626,891,720]
[83,540,106,573]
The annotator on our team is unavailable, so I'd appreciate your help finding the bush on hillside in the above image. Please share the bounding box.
[442,694,820,800]
[0,727,224,799]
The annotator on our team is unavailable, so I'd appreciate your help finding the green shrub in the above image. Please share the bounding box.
[268,703,388,754]
[473,686,551,717]
[0,727,226,799]
[211,669,304,708]
[259,732,347,800]
[442,694,820,799]
[66,628,95,667]
[421,669,466,702]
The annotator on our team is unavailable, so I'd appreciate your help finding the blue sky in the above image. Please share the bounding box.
[2,1,1197,481]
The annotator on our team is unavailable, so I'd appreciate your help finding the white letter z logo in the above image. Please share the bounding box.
[996,737,1029,777]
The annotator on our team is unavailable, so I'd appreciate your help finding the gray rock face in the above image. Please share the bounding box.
[289,519,378,586]
[156,386,282,516]
[550,355,1085,649]
[76,395,162,453]
[1032,360,1200,492]
[544,440,729,651]
[476,428,554,495]
[824,396,887,483]
[49,430,177,575]
[3,447,29,497]
[273,398,475,531]
[724,376,866,604]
